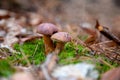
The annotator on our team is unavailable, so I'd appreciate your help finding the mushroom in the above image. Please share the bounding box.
[51,32,71,54]
[37,23,58,55]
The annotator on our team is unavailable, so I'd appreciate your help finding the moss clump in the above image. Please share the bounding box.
[59,42,88,64]
[1,38,119,78]
[9,39,45,66]
[59,42,119,74]
[0,60,15,77]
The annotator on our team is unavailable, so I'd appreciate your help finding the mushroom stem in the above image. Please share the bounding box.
[54,42,65,54]
[43,35,55,55]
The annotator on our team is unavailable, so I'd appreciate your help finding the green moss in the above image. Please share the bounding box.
[11,39,45,66]
[0,60,15,77]
[58,42,119,75]
[11,39,89,66]
[59,42,88,64]
[1,38,119,78]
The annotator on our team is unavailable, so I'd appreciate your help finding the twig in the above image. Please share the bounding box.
[41,64,53,80]
[40,53,58,80]
[95,20,120,45]
[43,53,58,73]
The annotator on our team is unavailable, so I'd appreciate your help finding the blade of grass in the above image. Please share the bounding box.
[19,45,31,66]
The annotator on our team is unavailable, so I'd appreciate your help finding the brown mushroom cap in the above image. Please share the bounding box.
[51,32,71,43]
[37,23,58,35]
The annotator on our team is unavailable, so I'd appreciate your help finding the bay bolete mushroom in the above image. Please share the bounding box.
[37,23,58,55]
[51,32,71,54]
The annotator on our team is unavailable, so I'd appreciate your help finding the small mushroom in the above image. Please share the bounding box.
[51,32,71,54]
[37,23,58,55]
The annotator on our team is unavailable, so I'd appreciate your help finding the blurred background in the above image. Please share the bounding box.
[0,0,120,37]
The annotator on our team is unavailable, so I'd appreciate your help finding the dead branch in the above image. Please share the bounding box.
[95,20,120,45]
